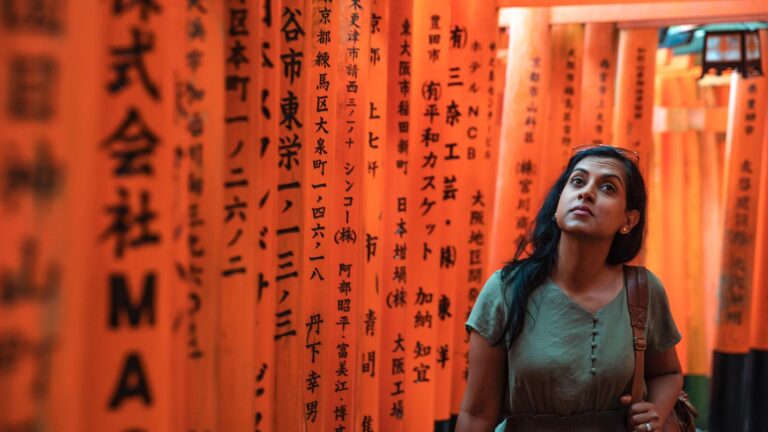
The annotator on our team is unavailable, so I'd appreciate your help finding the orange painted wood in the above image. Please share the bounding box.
[652,134,689,369]
[323,1,369,430]
[579,22,617,145]
[669,134,690,371]
[47,2,102,430]
[484,24,506,278]
[715,73,768,354]
[500,0,730,5]
[177,1,224,429]
[546,1,768,26]
[543,23,584,187]
[0,0,79,429]
[218,0,259,429]
[165,2,188,429]
[86,1,177,429]
[434,0,476,420]
[762,29,768,75]
[302,0,337,430]
[167,5,191,427]
[356,0,388,429]
[488,8,550,270]
[750,29,768,351]
[645,68,671,286]
[442,0,468,420]
[178,0,226,422]
[404,1,450,429]
[274,0,306,429]
[677,72,710,376]
[752,107,768,351]
[448,0,500,417]
[613,28,657,178]
[651,74,689,372]
[682,128,708,375]
[699,130,724,367]
[380,1,413,428]
[253,0,279,429]
[698,82,727,361]
[644,138,663,298]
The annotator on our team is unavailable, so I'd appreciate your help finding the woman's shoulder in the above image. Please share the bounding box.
[640,267,682,351]
[480,268,505,296]
[467,269,509,342]
[643,267,670,299]
[473,267,517,311]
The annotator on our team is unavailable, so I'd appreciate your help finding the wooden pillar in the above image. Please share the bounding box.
[380,1,413,428]
[357,0,388,429]
[275,0,306,429]
[86,1,178,429]
[542,23,584,187]
[0,0,82,429]
[747,28,768,432]
[301,0,337,429]
[710,72,768,432]
[176,0,225,430]
[488,8,550,270]
[219,0,259,428]
[404,1,450,430]
[579,23,617,146]
[613,28,657,177]
[448,0,500,424]
[254,0,279,430]
[323,1,370,430]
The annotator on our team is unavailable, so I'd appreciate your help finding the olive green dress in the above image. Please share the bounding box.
[466,269,681,432]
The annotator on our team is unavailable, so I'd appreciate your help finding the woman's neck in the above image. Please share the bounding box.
[552,233,615,291]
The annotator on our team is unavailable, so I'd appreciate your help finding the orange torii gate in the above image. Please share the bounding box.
[2,2,768,432]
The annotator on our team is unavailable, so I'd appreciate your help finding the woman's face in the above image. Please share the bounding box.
[555,156,640,239]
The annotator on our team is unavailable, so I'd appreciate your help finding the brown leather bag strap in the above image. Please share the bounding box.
[625,265,649,404]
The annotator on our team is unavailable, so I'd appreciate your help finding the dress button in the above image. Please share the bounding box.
[592,329,598,335]
[591,367,597,375]
[592,316,598,323]
[591,355,597,361]
[591,341,597,347]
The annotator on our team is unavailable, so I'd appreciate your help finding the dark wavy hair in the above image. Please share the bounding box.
[494,146,647,346]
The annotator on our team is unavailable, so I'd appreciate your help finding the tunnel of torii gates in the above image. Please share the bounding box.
[2,0,768,431]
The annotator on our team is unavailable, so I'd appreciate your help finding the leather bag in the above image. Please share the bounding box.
[625,265,699,432]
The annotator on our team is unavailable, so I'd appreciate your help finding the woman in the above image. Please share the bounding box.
[457,146,683,432]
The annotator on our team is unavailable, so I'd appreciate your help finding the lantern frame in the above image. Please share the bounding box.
[701,29,763,78]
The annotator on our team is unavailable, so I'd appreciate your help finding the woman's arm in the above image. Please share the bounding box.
[645,345,684,421]
[456,331,507,432]
[622,345,683,430]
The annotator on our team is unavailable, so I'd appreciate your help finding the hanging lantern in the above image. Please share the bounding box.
[701,29,763,77]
